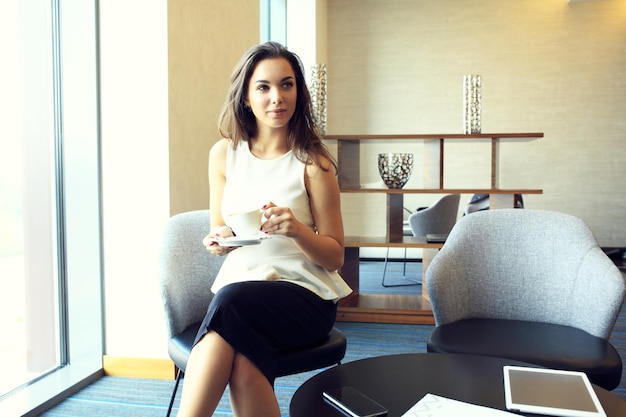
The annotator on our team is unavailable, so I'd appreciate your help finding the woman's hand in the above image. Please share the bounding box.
[260,202,302,238]
[203,225,237,256]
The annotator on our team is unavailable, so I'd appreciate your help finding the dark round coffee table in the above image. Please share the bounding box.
[289,353,626,417]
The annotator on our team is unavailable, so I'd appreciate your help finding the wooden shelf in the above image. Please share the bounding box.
[340,188,543,195]
[337,294,434,325]
[331,132,543,191]
[345,236,443,247]
[324,132,544,140]
[333,132,543,324]
[339,245,441,323]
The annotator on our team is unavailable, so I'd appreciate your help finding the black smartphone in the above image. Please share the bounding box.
[322,386,388,417]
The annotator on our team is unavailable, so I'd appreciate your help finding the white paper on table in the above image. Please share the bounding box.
[401,393,518,417]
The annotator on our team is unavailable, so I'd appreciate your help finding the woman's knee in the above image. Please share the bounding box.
[229,352,268,388]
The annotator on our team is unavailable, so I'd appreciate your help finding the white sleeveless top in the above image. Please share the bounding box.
[211,141,353,302]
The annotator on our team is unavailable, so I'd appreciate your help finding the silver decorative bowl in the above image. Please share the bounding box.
[378,153,414,189]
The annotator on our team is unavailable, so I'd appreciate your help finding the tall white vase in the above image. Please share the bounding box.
[463,75,481,134]
[310,63,327,135]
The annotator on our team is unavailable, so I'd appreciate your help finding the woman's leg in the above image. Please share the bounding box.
[176,330,280,417]
[228,353,280,417]
[178,281,336,416]
[176,331,235,417]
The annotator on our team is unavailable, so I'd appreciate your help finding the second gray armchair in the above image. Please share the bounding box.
[425,209,625,390]
[382,194,460,287]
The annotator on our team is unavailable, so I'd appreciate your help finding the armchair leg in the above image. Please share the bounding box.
[166,368,183,417]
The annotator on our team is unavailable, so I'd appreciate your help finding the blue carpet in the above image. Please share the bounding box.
[39,322,431,417]
[359,260,423,295]
[39,263,626,416]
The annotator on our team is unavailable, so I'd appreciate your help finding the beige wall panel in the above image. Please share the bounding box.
[168,0,259,215]
[326,0,626,245]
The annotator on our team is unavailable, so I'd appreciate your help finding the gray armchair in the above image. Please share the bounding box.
[407,194,460,236]
[425,209,625,390]
[382,194,460,287]
[159,210,347,416]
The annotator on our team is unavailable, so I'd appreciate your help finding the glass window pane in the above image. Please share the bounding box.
[0,0,61,396]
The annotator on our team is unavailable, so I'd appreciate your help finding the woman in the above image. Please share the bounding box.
[176,42,352,417]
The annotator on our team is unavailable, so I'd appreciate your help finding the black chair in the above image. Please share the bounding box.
[159,210,347,416]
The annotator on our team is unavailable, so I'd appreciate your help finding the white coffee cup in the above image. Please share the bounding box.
[227,209,262,237]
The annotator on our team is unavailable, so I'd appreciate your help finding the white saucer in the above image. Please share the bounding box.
[211,235,270,247]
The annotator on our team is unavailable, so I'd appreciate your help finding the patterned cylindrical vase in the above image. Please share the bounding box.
[463,75,481,134]
[310,63,327,135]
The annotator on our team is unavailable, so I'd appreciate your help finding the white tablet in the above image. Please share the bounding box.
[503,366,606,417]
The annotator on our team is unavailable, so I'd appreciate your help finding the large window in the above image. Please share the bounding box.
[261,0,286,43]
[0,1,103,415]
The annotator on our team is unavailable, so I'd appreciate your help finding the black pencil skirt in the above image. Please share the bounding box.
[193,280,338,385]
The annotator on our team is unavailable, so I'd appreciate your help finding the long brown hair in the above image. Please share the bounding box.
[218,42,337,172]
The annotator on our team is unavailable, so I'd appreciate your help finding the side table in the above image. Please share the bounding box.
[289,353,626,417]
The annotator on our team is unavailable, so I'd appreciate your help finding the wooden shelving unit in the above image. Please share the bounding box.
[326,133,544,324]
